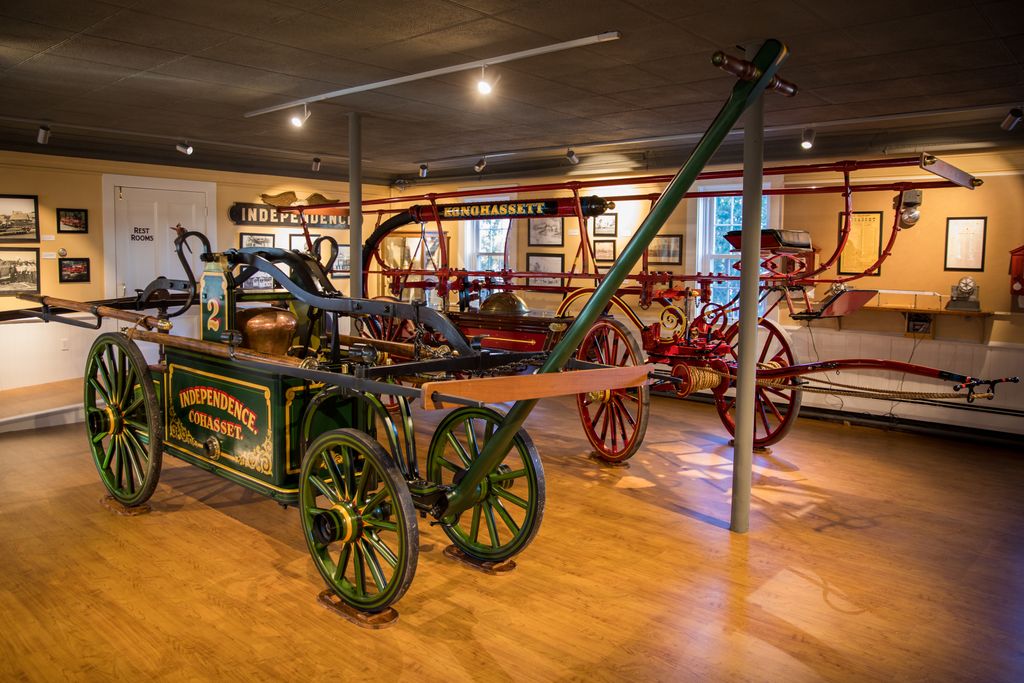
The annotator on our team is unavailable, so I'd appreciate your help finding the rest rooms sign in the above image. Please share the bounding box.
[229,203,348,228]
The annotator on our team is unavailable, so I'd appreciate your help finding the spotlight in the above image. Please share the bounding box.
[418,164,429,178]
[176,142,193,155]
[476,66,499,95]
[800,128,815,150]
[311,157,321,172]
[896,189,922,228]
[290,104,311,128]
[473,157,487,173]
[36,125,50,145]
[566,148,579,165]
[1001,107,1022,132]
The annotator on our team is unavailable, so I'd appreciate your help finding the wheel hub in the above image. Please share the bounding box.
[587,389,611,404]
[312,502,361,545]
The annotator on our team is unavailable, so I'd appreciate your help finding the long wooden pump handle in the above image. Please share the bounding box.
[17,293,168,331]
[712,51,798,97]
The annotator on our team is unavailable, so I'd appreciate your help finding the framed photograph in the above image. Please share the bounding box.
[56,208,88,234]
[526,252,564,288]
[837,211,883,276]
[289,233,320,251]
[648,235,682,265]
[330,244,352,277]
[0,195,39,242]
[528,216,563,247]
[58,257,90,283]
[239,234,276,289]
[0,247,40,295]
[239,232,275,249]
[944,217,986,271]
[593,239,617,262]
[592,213,618,237]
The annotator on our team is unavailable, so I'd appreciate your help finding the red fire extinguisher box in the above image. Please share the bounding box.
[1011,245,1024,313]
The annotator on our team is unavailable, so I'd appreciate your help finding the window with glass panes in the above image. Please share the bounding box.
[474,218,508,271]
[462,197,512,305]
[698,192,770,316]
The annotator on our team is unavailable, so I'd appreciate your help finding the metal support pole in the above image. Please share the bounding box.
[730,91,764,533]
[349,112,363,298]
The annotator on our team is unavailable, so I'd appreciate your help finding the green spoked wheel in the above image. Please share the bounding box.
[299,429,418,613]
[84,332,163,507]
[426,407,545,563]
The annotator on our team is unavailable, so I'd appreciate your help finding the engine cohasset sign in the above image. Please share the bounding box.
[178,386,259,439]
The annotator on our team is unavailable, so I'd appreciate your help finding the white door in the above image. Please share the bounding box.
[114,187,208,297]
[113,187,209,353]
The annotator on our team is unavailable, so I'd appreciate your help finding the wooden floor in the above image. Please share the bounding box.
[0,396,1020,682]
[0,378,81,421]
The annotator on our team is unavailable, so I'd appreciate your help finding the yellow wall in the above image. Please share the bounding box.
[0,151,388,312]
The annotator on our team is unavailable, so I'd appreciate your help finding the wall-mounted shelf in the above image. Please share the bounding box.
[843,305,993,341]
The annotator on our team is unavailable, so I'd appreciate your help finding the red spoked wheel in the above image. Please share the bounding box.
[574,318,650,463]
[353,296,417,360]
[714,318,802,448]
[352,296,417,413]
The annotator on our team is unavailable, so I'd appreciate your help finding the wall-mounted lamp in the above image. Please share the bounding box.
[897,189,922,228]
[176,142,193,155]
[1001,107,1022,132]
[476,66,499,95]
[291,104,311,128]
[418,164,429,178]
[311,157,321,172]
[800,128,815,150]
[566,148,579,165]
[473,157,487,173]
[36,125,50,145]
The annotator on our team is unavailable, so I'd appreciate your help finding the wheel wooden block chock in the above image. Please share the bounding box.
[100,496,151,516]
[443,545,517,574]
[316,590,399,629]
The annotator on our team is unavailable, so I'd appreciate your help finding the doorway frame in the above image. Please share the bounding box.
[101,174,217,298]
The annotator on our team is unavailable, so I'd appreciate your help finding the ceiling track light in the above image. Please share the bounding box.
[418,163,429,178]
[800,128,815,150]
[565,148,579,165]
[473,157,487,173]
[311,157,321,172]
[476,66,499,95]
[176,142,193,155]
[36,125,50,145]
[291,104,311,128]
[1001,107,1022,132]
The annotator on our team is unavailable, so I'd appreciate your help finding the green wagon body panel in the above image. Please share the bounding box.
[158,348,357,503]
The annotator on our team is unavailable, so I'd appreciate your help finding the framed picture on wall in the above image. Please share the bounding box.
[0,195,39,242]
[0,247,40,295]
[58,257,90,283]
[289,233,320,251]
[592,213,618,237]
[944,217,986,271]
[56,208,88,234]
[593,239,617,262]
[526,253,564,288]
[648,235,682,265]
[239,232,275,249]
[330,244,352,277]
[837,211,883,276]
[528,216,563,246]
